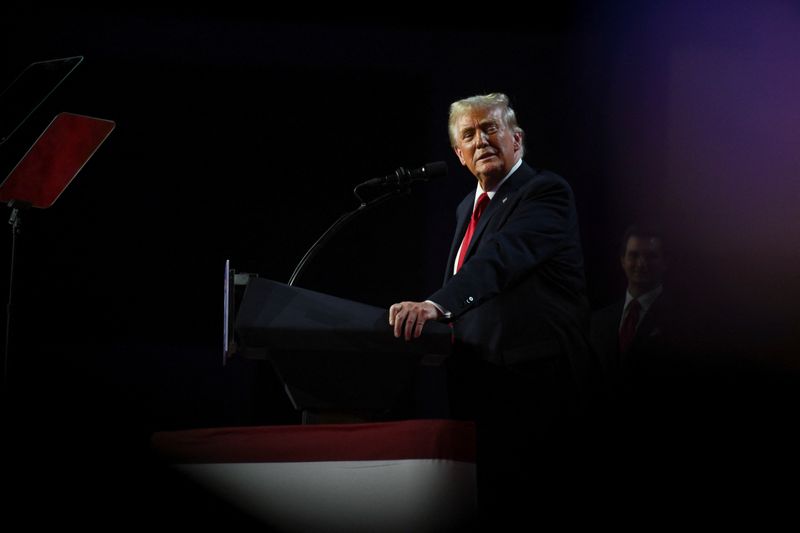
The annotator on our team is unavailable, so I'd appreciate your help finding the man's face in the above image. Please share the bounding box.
[453,106,522,190]
[621,236,666,292]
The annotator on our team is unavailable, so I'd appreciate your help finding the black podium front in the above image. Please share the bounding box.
[235,278,452,423]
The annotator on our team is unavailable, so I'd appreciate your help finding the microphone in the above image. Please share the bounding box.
[361,161,447,187]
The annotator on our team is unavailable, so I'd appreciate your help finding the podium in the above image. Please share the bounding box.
[152,419,477,531]
[235,278,452,423]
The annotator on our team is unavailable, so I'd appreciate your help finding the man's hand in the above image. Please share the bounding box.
[389,301,442,341]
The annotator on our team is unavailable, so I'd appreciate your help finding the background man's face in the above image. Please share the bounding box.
[621,236,666,291]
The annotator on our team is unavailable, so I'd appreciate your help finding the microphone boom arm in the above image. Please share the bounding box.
[287,161,445,287]
[287,187,409,287]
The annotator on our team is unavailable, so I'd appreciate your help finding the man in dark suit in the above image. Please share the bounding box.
[590,225,677,384]
[389,93,590,522]
[589,227,700,499]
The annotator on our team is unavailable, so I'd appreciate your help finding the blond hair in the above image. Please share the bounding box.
[448,93,524,153]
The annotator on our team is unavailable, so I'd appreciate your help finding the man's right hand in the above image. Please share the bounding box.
[388,301,442,341]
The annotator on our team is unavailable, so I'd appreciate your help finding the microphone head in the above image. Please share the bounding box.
[417,161,448,181]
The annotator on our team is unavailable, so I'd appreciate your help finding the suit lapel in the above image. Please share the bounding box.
[461,162,533,263]
[633,293,665,344]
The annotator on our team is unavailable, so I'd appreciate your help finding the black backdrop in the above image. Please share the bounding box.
[2,4,799,527]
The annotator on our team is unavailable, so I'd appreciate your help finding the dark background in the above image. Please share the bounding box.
[2,2,799,527]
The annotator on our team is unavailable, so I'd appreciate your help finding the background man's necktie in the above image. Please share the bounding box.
[618,298,641,354]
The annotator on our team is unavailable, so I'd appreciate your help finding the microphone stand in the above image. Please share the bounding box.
[288,181,410,287]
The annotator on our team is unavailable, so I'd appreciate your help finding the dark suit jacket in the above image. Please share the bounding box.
[428,161,590,383]
[590,290,683,385]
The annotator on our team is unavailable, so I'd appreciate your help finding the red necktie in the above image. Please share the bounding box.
[455,192,490,273]
[618,298,641,354]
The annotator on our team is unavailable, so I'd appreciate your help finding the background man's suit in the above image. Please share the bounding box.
[590,293,679,383]
[589,290,698,488]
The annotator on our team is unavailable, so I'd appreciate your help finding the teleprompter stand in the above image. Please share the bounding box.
[0,108,115,389]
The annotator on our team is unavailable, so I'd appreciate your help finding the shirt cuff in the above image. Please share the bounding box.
[425,300,452,319]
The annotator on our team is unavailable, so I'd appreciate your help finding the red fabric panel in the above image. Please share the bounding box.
[152,419,475,464]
